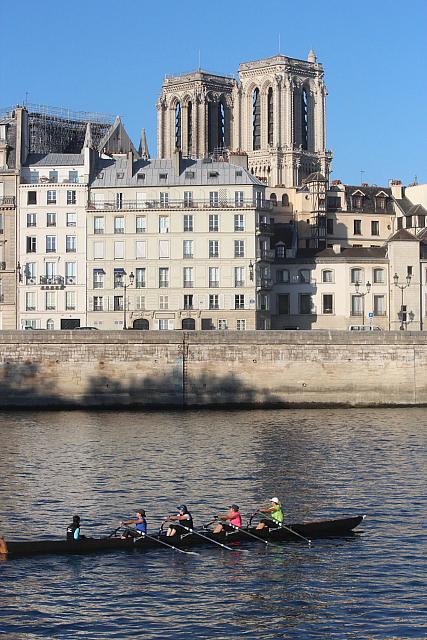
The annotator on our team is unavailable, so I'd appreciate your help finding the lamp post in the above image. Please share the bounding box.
[393,273,411,330]
[354,280,371,325]
[123,271,134,330]
[249,260,254,281]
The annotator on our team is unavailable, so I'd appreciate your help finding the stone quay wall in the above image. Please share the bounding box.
[0,330,426,409]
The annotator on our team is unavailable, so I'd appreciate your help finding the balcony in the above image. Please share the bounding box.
[257,278,273,290]
[256,222,274,235]
[39,275,64,288]
[183,281,194,288]
[209,281,220,288]
[235,280,245,287]
[88,197,275,212]
[0,196,15,208]
[257,249,275,262]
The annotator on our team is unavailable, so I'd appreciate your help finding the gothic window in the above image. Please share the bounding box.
[187,101,192,154]
[267,87,273,146]
[270,193,277,206]
[175,102,181,150]
[301,87,309,150]
[253,88,261,150]
[281,193,289,206]
[218,100,225,149]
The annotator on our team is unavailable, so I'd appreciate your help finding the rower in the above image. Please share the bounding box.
[212,504,242,534]
[66,515,81,541]
[164,505,193,537]
[255,497,284,530]
[120,510,147,538]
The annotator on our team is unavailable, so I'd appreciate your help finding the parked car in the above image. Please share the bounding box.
[348,325,382,331]
[73,326,99,330]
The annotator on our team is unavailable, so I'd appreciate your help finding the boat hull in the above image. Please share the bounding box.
[1,515,365,558]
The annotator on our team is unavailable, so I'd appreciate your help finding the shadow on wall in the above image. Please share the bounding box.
[0,362,283,409]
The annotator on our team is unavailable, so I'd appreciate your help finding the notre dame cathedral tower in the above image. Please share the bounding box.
[157,50,332,188]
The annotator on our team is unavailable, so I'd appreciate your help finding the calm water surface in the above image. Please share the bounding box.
[0,408,425,639]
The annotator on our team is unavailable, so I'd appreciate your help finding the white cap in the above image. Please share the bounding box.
[270,497,280,503]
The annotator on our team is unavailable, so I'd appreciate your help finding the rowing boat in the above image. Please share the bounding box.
[0,515,365,558]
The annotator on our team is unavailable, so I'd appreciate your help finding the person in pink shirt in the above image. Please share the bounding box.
[212,504,242,534]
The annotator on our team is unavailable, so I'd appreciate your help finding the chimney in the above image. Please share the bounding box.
[389,179,403,200]
[332,244,342,254]
[127,150,133,179]
[172,149,182,176]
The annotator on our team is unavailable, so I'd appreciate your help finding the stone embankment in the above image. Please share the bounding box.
[0,330,425,408]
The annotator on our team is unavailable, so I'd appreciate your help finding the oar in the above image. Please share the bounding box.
[227,523,281,547]
[179,524,247,553]
[134,532,199,556]
[278,523,312,545]
[108,526,122,538]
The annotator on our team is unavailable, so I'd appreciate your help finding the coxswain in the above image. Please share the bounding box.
[212,504,242,533]
[120,510,147,538]
[66,515,81,541]
[255,497,284,529]
[164,505,193,537]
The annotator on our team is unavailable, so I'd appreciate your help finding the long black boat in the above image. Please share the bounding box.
[0,515,365,558]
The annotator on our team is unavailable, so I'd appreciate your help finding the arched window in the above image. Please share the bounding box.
[301,88,308,150]
[267,87,273,146]
[182,318,195,330]
[252,88,261,150]
[175,102,181,150]
[46,318,54,331]
[282,193,289,206]
[133,318,149,330]
[270,193,277,206]
[187,101,193,154]
[218,100,225,149]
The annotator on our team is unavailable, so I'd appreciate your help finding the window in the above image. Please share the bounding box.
[27,191,37,205]
[46,318,55,331]
[93,241,104,259]
[183,240,193,259]
[114,269,124,288]
[270,193,277,206]
[159,295,168,310]
[114,217,125,234]
[351,295,363,316]
[46,236,56,253]
[371,221,380,236]
[253,87,261,150]
[27,213,36,227]
[299,294,312,314]
[376,197,386,211]
[322,270,334,283]
[114,296,123,311]
[397,217,403,230]
[159,192,169,207]
[116,193,123,209]
[94,217,104,234]
[46,212,56,227]
[234,266,245,287]
[354,219,362,235]
[326,218,334,235]
[45,291,56,311]
[114,241,124,259]
[158,319,170,330]
[136,296,145,310]
[66,291,76,310]
[136,216,146,233]
[235,294,245,309]
[234,214,245,231]
[136,240,146,259]
[93,269,104,289]
[373,268,384,284]
[299,269,310,283]
[276,269,289,283]
[26,292,36,311]
[93,296,103,311]
[49,170,58,183]
[277,294,289,315]
[354,196,363,210]
[209,294,219,310]
[322,294,333,314]
[159,215,169,233]
[236,319,246,331]
[65,263,76,283]
[184,294,193,310]
[183,267,193,288]
[234,240,245,258]
[281,193,289,207]
[67,190,76,205]
[66,236,76,252]
[30,173,39,184]
[26,262,36,283]
[209,214,219,232]
[68,170,78,183]
[67,212,77,227]
[183,214,193,232]
[209,240,219,258]
[159,239,170,258]
[45,262,56,278]
[209,267,219,288]
[217,319,227,330]
[209,191,219,207]
[159,267,169,288]
[235,191,244,207]
[184,191,193,207]
[374,295,386,316]
[351,268,363,284]
[135,267,146,288]
[47,190,56,205]
[407,266,413,277]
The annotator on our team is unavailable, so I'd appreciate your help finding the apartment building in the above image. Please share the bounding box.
[86,152,273,330]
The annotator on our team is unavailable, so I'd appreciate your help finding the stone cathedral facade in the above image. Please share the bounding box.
[157,51,332,188]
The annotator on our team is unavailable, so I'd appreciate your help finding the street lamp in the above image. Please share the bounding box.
[123,271,134,330]
[354,280,371,325]
[393,273,411,330]
[249,260,254,281]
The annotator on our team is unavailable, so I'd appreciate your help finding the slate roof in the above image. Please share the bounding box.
[387,228,419,242]
[24,153,84,167]
[275,245,387,264]
[344,185,394,213]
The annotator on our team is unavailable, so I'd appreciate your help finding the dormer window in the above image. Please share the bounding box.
[116,172,124,179]
[185,171,195,179]
[159,173,168,180]
[354,196,363,209]
[376,197,386,210]
[209,171,219,178]
[137,173,145,180]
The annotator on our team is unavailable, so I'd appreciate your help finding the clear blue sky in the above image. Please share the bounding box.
[1,0,426,186]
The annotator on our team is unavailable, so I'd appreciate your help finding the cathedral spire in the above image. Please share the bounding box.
[139,128,150,159]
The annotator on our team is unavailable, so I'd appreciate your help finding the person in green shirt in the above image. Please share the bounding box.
[255,497,284,530]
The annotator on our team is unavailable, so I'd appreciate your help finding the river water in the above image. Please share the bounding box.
[0,408,425,639]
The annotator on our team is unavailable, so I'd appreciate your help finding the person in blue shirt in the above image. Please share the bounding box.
[120,510,147,538]
[66,515,81,541]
